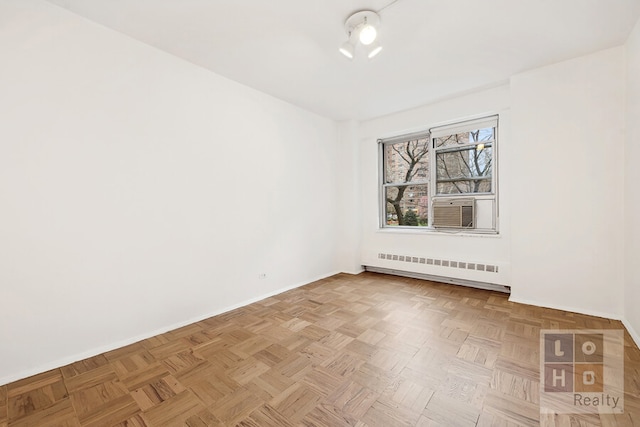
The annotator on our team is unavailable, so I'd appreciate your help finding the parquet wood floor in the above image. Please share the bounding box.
[2,272,640,426]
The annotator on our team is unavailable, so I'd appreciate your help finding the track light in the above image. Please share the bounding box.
[339,10,382,60]
[339,29,357,59]
[339,41,355,59]
[366,40,383,58]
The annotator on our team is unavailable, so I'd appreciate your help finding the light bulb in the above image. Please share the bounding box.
[359,25,377,45]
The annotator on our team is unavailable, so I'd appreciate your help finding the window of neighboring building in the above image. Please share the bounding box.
[379,115,498,232]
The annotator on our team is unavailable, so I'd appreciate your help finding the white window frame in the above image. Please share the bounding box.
[379,115,499,233]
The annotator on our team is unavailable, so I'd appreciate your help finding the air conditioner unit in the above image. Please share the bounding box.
[433,198,475,228]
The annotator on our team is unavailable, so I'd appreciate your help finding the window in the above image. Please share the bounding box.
[381,133,430,227]
[380,116,498,232]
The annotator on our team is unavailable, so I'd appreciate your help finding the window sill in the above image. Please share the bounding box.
[377,227,500,238]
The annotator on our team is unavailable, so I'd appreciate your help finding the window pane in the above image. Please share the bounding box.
[437,179,492,194]
[436,146,492,194]
[434,126,495,148]
[384,138,429,184]
[384,185,429,226]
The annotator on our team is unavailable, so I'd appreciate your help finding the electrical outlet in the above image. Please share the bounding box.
[258,273,267,279]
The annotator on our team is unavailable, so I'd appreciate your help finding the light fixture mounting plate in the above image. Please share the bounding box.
[344,10,380,33]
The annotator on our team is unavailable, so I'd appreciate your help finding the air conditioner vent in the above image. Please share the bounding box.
[433,198,475,228]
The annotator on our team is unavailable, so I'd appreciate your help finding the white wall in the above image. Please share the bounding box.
[335,120,363,274]
[510,47,626,318]
[358,47,629,321]
[625,18,640,343]
[358,85,513,286]
[0,1,340,385]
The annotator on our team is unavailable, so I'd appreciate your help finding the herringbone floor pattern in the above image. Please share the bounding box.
[2,272,639,426]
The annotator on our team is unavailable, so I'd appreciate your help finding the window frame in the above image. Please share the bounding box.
[378,131,431,229]
[379,115,499,233]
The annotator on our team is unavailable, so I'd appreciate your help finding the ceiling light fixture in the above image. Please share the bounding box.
[339,10,382,60]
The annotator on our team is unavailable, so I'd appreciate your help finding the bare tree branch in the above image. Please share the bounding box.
[386,139,428,225]
[391,144,410,165]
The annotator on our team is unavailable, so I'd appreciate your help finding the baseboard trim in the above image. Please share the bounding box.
[341,267,365,275]
[499,297,640,351]
[508,295,622,322]
[364,266,510,293]
[0,270,343,387]
[622,318,640,349]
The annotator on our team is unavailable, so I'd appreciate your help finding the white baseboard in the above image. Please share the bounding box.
[341,267,365,275]
[622,318,640,349]
[497,296,640,351]
[0,270,343,387]
[508,295,622,322]
[365,266,510,293]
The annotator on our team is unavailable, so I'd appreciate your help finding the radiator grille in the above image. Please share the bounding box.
[377,252,498,273]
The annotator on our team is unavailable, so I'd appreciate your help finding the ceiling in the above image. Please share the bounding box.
[46,0,640,121]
